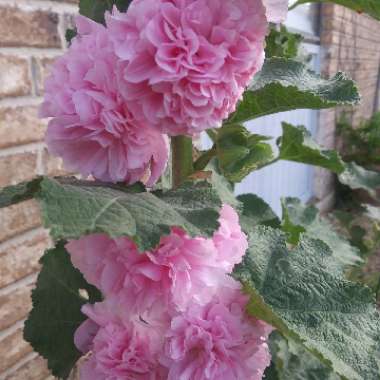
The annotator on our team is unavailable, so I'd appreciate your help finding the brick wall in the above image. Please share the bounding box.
[0,0,78,378]
[315,4,380,211]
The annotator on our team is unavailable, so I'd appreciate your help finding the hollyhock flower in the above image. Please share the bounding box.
[212,204,248,271]
[66,234,140,296]
[162,289,273,380]
[106,0,268,135]
[67,204,247,312]
[148,227,239,311]
[40,15,168,186]
[75,301,168,379]
[263,0,289,23]
[66,235,168,321]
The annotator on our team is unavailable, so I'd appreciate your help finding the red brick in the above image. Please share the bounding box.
[0,328,32,373]
[0,106,47,149]
[33,57,56,96]
[0,55,31,99]
[0,153,38,188]
[4,356,50,380]
[0,231,50,288]
[0,6,60,48]
[42,148,67,176]
[0,284,34,331]
[0,200,42,242]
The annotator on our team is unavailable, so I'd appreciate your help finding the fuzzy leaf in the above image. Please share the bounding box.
[237,193,280,229]
[215,125,274,182]
[226,58,360,125]
[234,226,380,380]
[339,162,380,198]
[281,197,362,269]
[24,242,101,379]
[0,177,42,208]
[278,123,346,173]
[290,0,380,21]
[79,0,132,24]
[37,177,221,251]
[270,333,340,380]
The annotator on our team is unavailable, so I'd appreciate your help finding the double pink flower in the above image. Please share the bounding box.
[67,205,273,379]
[40,0,288,186]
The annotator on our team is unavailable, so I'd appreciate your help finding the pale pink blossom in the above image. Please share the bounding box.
[67,205,247,313]
[66,234,168,322]
[66,234,140,296]
[106,0,268,135]
[213,204,248,271]
[148,227,239,311]
[162,290,272,380]
[76,301,168,380]
[262,0,289,23]
[40,15,168,186]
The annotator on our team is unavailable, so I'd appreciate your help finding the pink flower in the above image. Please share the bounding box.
[40,15,169,186]
[66,234,140,296]
[148,227,238,311]
[213,205,248,271]
[262,0,289,23]
[162,290,272,380]
[106,0,268,135]
[67,205,247,313]
[76,301,168,380]
[66,235,168,322]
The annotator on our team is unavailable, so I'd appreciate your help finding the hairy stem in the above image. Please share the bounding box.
[171,136,194,188]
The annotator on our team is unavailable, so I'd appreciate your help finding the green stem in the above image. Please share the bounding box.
[171,136,194,188]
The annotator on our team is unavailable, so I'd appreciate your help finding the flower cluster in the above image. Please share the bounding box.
[67,205,273,379]
[39,0,287,186]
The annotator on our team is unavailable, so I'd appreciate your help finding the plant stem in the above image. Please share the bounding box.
[171,136,194,188]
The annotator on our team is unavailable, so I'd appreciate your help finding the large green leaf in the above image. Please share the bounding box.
[281,197,362,269]
[237,193,280,229]
[290,0,380,21]
[79,0,132,24]
[278,123,346,173]
[270,333,340,380]
[24,242,101,379]
[0,177,42,208]
[339,162,380,198]
[204,159,241,209]
[37,177,221,251]
[225,58,360,125]
[215,125,274,182]
[234,226,380,380]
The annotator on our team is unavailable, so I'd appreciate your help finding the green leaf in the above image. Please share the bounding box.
[339,162,380,198]
[37,177,221,251]
[237,193,280,229]
[290,0,380,21]
[24,242,101,379]
[234,226,380,380]
[265,26,303,59]
[0,177,42,208]
[281,197,362,269]
[226,58,360,125]
[215,125,274,182]
[278,123,346,173]
[270,333,340,380]
[205,159,241,210]
[79,0,132,24]
[65,28,77,44]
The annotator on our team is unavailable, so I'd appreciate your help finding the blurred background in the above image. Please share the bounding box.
[0,0,380,378]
